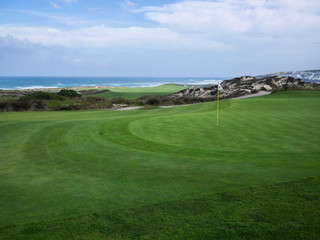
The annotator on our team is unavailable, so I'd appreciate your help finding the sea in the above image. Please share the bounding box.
[0,76,229,90]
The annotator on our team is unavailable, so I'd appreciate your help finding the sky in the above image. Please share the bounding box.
[0,0,319,77]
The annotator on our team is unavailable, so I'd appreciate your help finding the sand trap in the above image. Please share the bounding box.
[231,91,271,99]
[116,106,143,111]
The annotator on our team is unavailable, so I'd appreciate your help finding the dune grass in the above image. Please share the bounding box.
[94,84,186,99]
[0,90,319,239]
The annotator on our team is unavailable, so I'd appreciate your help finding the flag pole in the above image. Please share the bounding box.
[217,84,219,127]
[216,81,224,127]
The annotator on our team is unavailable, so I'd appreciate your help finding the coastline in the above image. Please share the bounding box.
[12,86,114,92]
[0,76,227,91]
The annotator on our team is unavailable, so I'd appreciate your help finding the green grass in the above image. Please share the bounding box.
[94,84,186,99]
[0,90,319,239]
[0,96,19,101]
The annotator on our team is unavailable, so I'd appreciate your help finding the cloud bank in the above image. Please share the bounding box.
[141,0,320,37]
[0,0,319,76]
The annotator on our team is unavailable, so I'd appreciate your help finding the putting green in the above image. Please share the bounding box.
[129,97,318,153]
[0,90,319,239]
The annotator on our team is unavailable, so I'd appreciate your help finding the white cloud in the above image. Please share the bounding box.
[4,1,319,51]
[0,35,64,62]
[139,0,320,39]
[73,58,82,63]
[14,10,89,25]
[0,1,319,76]
[88,8,102,12]
[49,1,61,9]
[0,25,231,51]
[0,35,92,75]
[121,0,137,8]
[59,0,78,3]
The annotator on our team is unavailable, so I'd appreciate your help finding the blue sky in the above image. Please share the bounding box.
[0,0,319,77]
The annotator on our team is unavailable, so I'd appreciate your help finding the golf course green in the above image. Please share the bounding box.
[0,90,319,239]
[95,84,186,99]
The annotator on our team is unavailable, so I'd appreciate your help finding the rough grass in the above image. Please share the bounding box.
[94,84,186,99]
[0,90,319,239]
[0,96,19,101]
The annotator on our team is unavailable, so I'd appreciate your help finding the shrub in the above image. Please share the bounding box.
[0,99,47,112]
[54,104,81,111]
[33,100,47,110]
[21,91,64,101]
[111,97,130,105]
[83,96,106,102]
[77,89,109,95]
[0,101,11,112]
[144,96,162,105]
[57,89,81,98]
[11,99,33,111]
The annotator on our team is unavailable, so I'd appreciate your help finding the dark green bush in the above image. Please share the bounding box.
[57,89,81,98]
[0,101,11,112]
[11,99,33,111]
[33,100,47,110]
[77,89,109,95]
[54,104,81,111]
[76,97,110,110]
[83,96,106,102]
[144,95,162,105]
[21,91,64,101]
[111,97,130,105]
[0,99,47,112]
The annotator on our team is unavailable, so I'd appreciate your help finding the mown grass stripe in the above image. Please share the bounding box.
[0,90,319,239]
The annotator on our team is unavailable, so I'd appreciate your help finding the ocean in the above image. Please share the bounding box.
[0,76,229,90]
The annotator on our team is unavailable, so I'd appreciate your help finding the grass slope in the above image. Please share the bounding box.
[0,90,319,239]
[94,84,186,99]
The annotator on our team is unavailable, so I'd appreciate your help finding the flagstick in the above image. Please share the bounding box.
[217,87,219,127]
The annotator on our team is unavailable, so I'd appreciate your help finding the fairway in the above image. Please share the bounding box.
[0,91,320,239]
[94,84,186,99]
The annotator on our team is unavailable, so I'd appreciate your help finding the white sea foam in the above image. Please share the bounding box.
[187,79,225,85]
[0,88,13,90]
[16,86,60,90]
[79,84,99,87]
[139,84,162,87]
[0,77,230,90]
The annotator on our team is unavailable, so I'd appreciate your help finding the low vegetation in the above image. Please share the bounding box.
[94,85,186,99]
[1,82,319,112]
[0,91,319,239]
[0,85,188,112]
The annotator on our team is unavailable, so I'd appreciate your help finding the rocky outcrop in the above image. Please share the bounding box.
[256,69,320,82]
[169,76,316,100]
[220,76,304,98]
[169,85,218,99]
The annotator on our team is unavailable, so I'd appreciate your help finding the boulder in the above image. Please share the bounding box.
[168,76,312,100]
